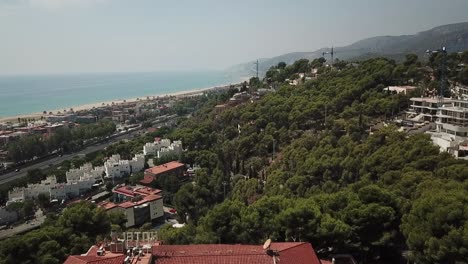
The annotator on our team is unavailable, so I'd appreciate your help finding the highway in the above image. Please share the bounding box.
[0,128,142,185]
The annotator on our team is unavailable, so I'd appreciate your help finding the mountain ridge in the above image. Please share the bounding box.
[229,22,468,77]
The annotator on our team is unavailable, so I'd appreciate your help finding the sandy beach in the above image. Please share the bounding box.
[0,84,233,123]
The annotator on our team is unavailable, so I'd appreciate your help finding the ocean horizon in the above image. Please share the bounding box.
[0,71,240,118]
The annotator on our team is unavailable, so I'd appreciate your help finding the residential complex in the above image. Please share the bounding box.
[104,154,145,179]
[143,138,182,159]
[98,185,164,228]
[66,163,105,183]
[407,97,454,121]
[409,85,468,159]
[8,174,95,204]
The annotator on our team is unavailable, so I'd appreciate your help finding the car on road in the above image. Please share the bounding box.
[14,168,20,172]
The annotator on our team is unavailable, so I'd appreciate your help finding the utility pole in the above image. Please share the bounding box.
[426,47,447,107]
[322,46,336,68]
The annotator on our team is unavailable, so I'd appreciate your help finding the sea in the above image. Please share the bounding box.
[0,71,239,118]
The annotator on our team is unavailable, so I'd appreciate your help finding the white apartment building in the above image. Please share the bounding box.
[157,140,183,159]
[143,139,171,155]
[49,178,95,200]
[7,175,96,204]
[422,85,468,159]
[142,138,183,159]
[66,163,105,183]
[104,154,145,179]
[436,100,468,137]
[407,97,454,122]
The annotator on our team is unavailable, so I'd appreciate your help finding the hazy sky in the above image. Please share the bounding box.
[1,0,467,75]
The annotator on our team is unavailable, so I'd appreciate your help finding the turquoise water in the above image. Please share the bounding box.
[0,71,238,118]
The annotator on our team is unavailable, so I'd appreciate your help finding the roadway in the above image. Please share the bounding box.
[0,128,143,185]
[0,209,44,240]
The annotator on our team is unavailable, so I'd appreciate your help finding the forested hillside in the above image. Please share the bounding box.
[164,54,468,263]
[1,53,468,264]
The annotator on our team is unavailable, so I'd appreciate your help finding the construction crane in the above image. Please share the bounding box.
[426,46,447,107]
[254,59,259,79]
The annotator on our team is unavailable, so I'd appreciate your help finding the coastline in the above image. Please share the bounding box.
[0,83,234,123]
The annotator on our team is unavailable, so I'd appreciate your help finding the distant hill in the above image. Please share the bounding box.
[228,22,468,77]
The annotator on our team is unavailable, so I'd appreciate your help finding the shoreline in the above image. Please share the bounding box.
[0,83,235,123]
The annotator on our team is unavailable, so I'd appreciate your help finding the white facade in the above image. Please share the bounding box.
[7,174,96,203]
[49,177,95,200]
[157,140,183,159]
[407,97,454,122]
[143,139,171,155]
[386,86,417,95]
[105,154,145,179]
[66,163,104,183]
[149,198,164,220]
[8,162,105,203]
[427,95,468,159]
[130,154,145,173]
[142,138,183,159]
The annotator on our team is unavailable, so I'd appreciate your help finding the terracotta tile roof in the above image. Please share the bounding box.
[151,242,321,264]
[64,255,126,264]
[64,245,127,264]
[98,201,117,210]
[140,175,155,184]
[145,161,184,176]
[112,194,162,209]
[114,185,162,198]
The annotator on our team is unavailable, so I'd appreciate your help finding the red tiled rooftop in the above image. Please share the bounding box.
[151,242,321,264]
[98,201,117,210]
[64,245,127,264]
[135,187,162,196]
[140,175,155,184]
[113,186,162,198]
[106,194,162,210]
[145,161,184,176]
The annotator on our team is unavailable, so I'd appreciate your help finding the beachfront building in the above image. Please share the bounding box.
[104,154,145,179]
[98,185,164,227]
[45,113,76,123]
